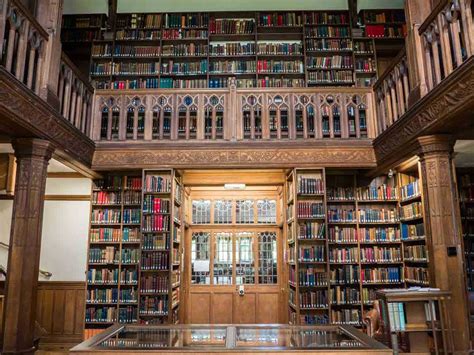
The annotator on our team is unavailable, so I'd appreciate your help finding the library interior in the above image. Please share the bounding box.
[0,0,473,353]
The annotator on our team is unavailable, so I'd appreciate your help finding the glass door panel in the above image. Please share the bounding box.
[236,232,255,285]
[191,232,211,285]
[213,232,233,285]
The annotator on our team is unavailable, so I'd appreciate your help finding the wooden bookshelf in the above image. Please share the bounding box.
[358,9,406,39]
[457,169,474,291]
[58,9,407,89]
[85,174,142,337]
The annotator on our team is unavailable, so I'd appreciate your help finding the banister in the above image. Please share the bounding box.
[373,48,407,91]
[10,0,48,40]
[61,52,94,93]
[0,242,52,277]
[418,0,451,35]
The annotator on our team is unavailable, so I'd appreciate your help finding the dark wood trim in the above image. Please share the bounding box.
[47,172,86,178]
[0,68,95,168]
[373,56,474,175]
[45,195,91,201]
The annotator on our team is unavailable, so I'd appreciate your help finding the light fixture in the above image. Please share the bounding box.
[224,183,246,190]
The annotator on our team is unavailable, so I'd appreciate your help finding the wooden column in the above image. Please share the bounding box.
[2,139,54,355]
[417,135,470,353]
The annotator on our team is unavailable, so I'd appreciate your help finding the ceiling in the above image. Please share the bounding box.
[63,0,404,14]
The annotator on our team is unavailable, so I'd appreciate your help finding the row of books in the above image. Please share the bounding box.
[87,288,119,303]
[360,267,402,283]
[405,266,429,285]
[400,202,423,220]
[123,191,141,205]
[404,245,428,262]
[116,14,162,29]
[163,13,209,28]
[298,246,326,262]
[353,41,374,54]
[300,313,329,325]
[257,60,304,73]
[143,215,170,232]
[298,202,325,218]
[365,24,406,38]
[92,191,121,205]
[210,42,255,56]
[328,208,355,223]
[362,11,405,24]
[90,228,123,242]
[140,296,169,315]
[163,43,207,57]
[305,13,349,26]
[123,209,140,224]
[161,60,208,75]
[258,13,302,27]
[141,251,169,270]
[144,175,172,193]
[89,247,118,264]
[85,307,116,323]
[295,268,328,286]
[112,45,161,58]
[298,222,325,240]
[358,208,398,223]
[121,249,140,264]
[360,247,402,263]
[306,39,353,52]
[162,29,208,40]
[331,310,361,325]
[143,197,171,214]
[300,290,328,308]
[328,227,357,243]
[305,27,350,39]
[87,268,119,284]
[298,177,324,195]
[209,60,256,73]
[327,187,354,201]
[330,286,360,305]
[307,70,353,84]
[306,56,353,69]
[400,181,420,200]
[330,265,359,284]
[94,177,123,190]
[209,19,255,35]
[141,275,169,293]
[62,15,103,28]
[355,58,376,73]
[116,29,160,41]
[356,185,397,201]
[401,223,425,240]
[359,227,400,243]
[329,247,358,263]
[61,30,101,42]
[143,234,169,251]
[91,209,121,224]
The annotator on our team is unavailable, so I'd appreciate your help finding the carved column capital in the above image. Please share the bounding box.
[416,134,454,157]
[12,138,55,160]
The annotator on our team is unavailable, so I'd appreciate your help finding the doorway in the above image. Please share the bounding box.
[181,170,286,324]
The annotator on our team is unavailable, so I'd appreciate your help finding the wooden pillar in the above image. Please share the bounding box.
[2,139,54,355]
[417,135,470,353]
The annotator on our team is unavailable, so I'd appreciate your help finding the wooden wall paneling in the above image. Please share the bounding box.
[35,282,85,345]
[233,292,256,324]
[190,293,211,324]
[256,292,279,324]
[211,292,233,324]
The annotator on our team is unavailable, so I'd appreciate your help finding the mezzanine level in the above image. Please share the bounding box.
[0,0,473,171]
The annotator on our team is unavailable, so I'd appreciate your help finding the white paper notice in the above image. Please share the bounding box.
[194,260,210,272]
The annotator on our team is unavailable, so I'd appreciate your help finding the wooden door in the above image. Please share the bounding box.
[186,228,282,324]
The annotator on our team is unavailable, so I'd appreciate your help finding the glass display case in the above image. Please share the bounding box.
[71,324,390,354]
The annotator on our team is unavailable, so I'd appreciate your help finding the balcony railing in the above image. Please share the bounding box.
[0,0,48,95]
[58,53,94,136]
[91,85,375,143]
[373,49,410,134]
[419,0,473,92]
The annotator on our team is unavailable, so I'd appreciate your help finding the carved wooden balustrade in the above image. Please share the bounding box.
[91,86,376,143]
[373,49,410,134]
[419,0,473,92]
[58,53,94,136]
[0,0,48,95]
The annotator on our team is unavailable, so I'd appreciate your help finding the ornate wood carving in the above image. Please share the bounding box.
[92,143,376,169]
[2,138,54,355]
[416,134,470,353]
[373,56,474,170]
[0,67,95,167]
